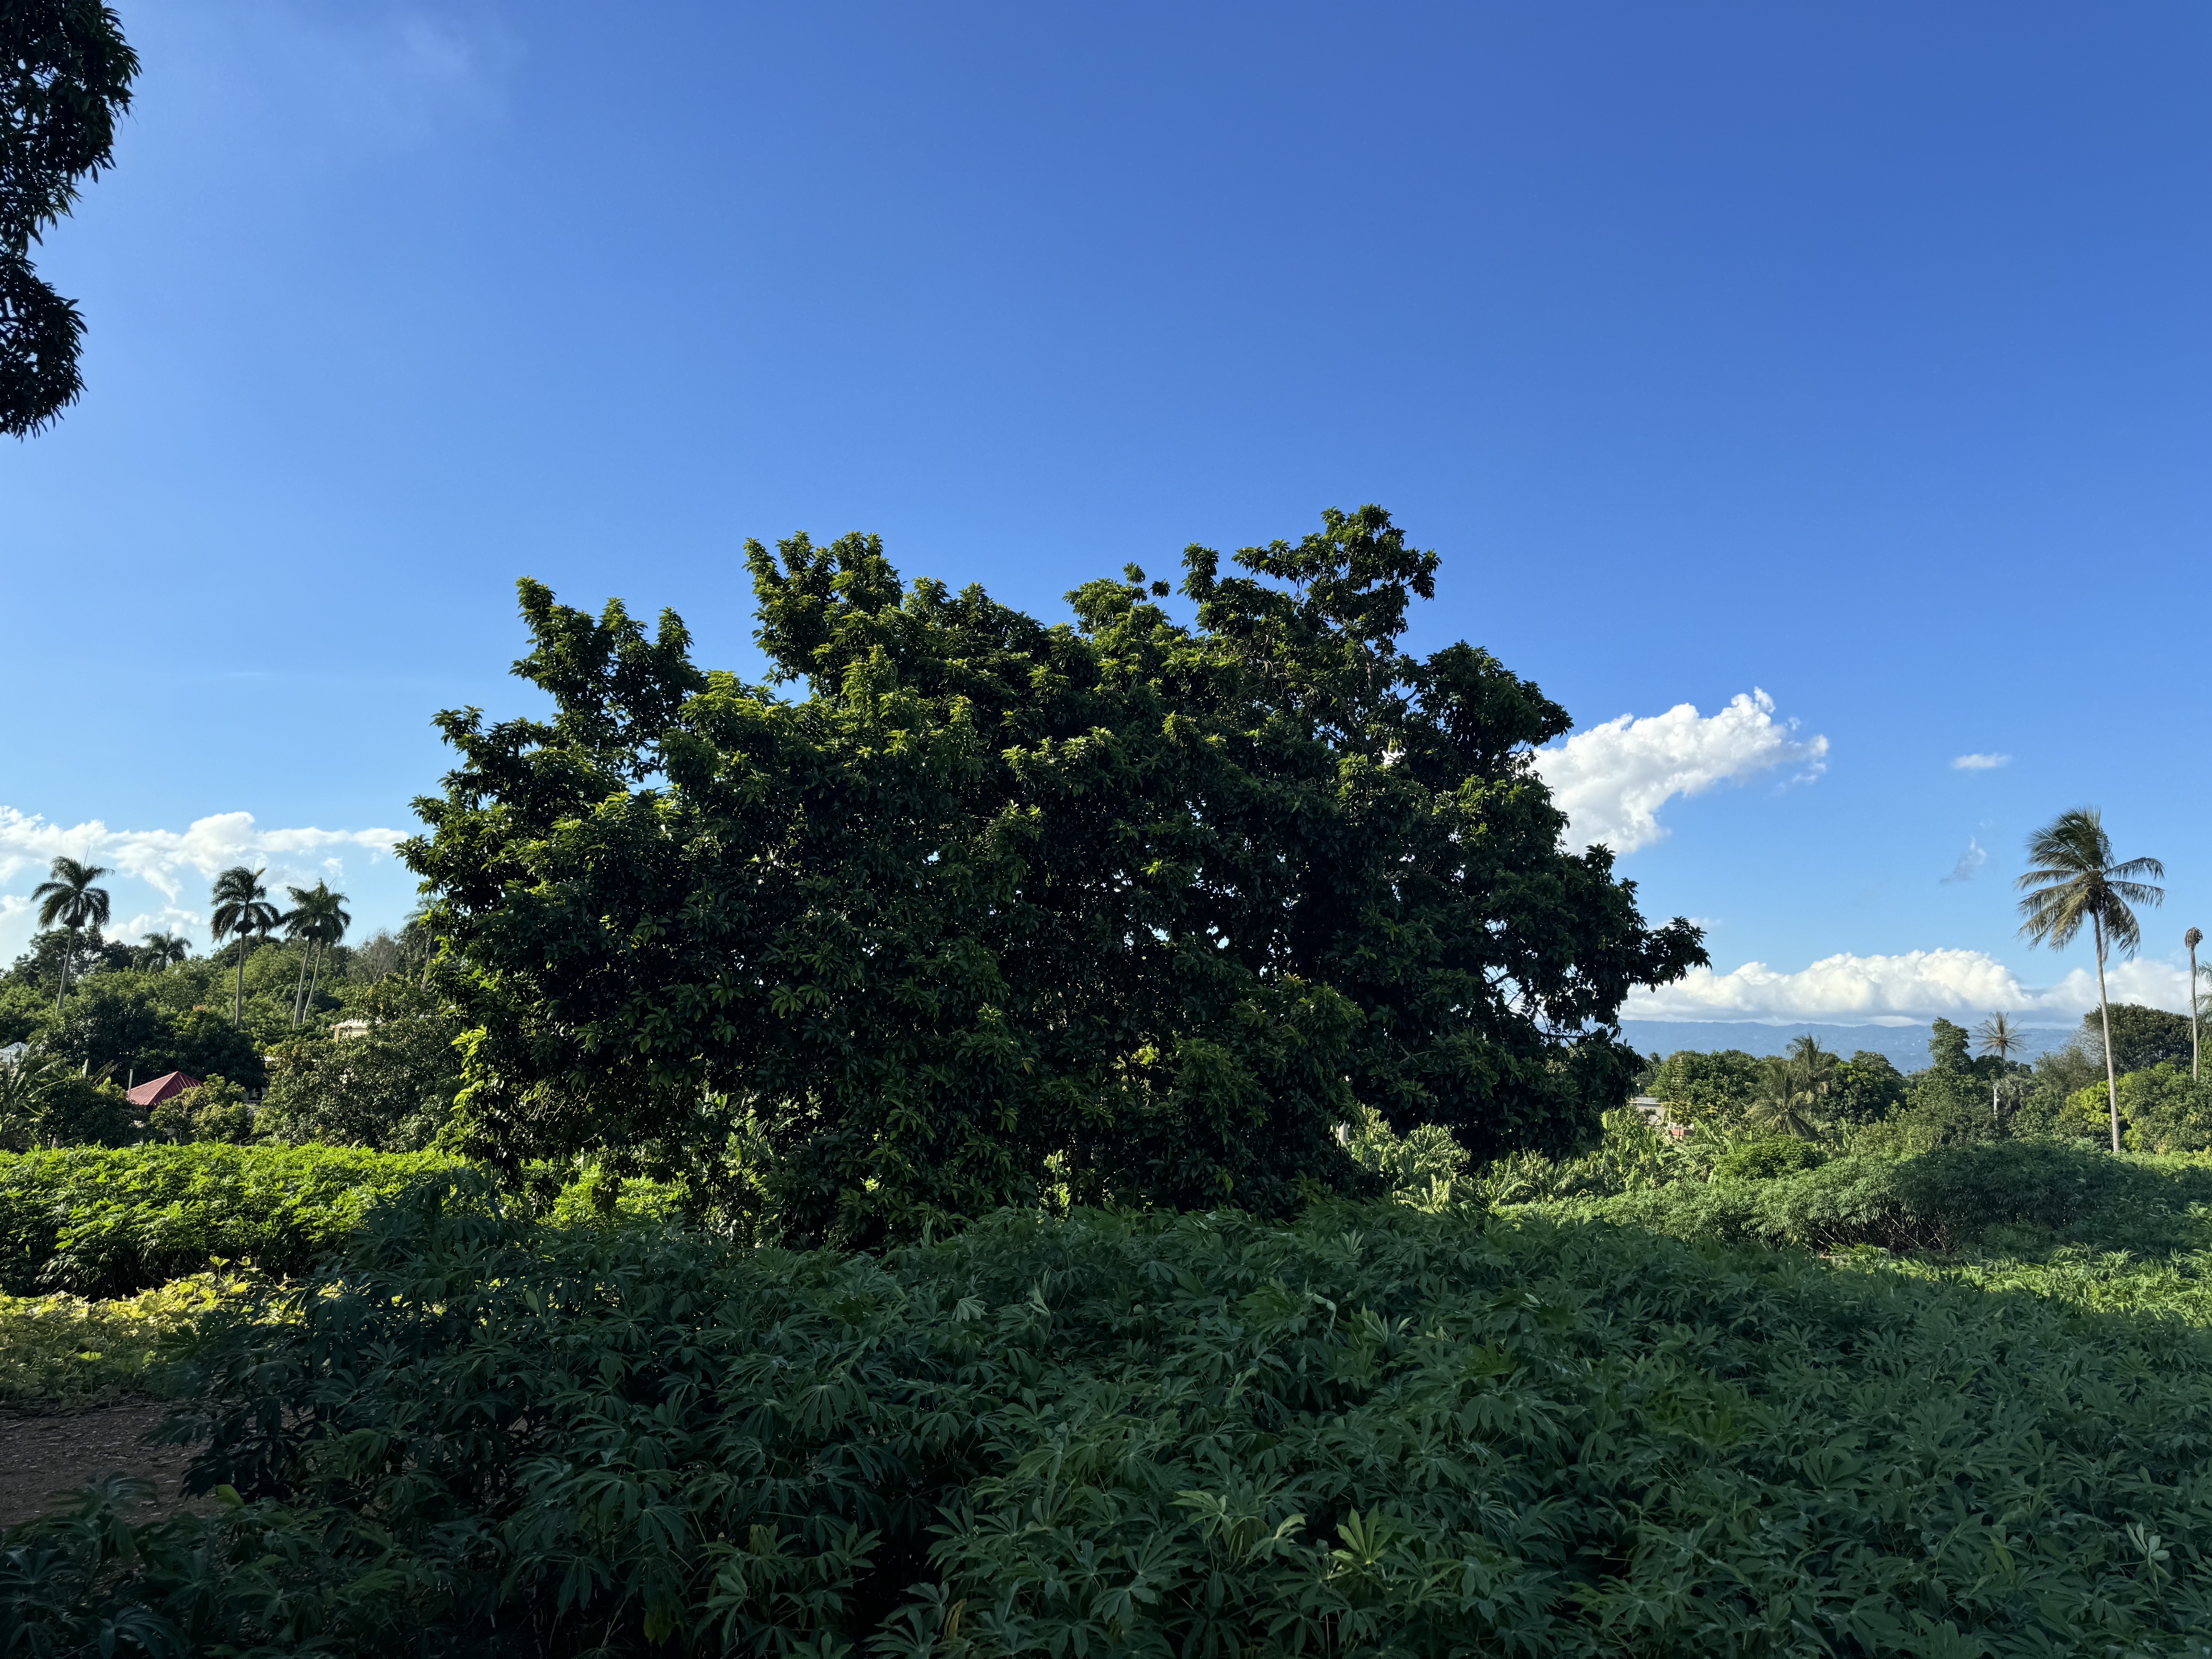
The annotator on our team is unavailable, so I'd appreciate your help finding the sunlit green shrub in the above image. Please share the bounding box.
[0,1271,258,1407]
[0,1142,453,1297]
[1568,1139,2212,1255]
[1710,1134,1827,1182]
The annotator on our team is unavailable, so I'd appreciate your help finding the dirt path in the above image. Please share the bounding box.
[0,1403,197,1531]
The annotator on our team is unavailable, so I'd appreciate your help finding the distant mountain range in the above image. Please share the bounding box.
[1618,1019,2079,1070]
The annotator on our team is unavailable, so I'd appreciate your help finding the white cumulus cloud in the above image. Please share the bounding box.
[1531,690,1827,855]
[1952,753,2010,770]
[1626,948,2194,1025]
[0,808,408,958]
[0,807,404,901]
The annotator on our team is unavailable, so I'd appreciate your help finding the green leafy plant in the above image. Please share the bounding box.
[12,1177,2212,1654]
[0,1270,257,1407]
[0,1142,453,1297]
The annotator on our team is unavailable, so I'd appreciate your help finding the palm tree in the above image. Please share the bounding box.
[2188,927,2203,1084]
[1973,1012,2021,1123]
[209,866,281,1029]
[282,882,352,1024]
[2016,809,2164,1153]
[138,931,190,972]
[30,856,111,1010]
[1747,1040,1834,1139]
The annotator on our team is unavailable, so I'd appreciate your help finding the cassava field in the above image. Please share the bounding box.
[8,1138,2212,1657]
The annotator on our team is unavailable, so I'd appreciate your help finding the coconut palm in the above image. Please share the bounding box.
[30,856,110,1010]
[2189,927,2204,1084]
[1973,1012,2021,1123]
[1747,1042,1832,1140]
[2016,809,2164,1153]
[282,882,352,1024]
[138,931,189,971]
[209,866,281,1029]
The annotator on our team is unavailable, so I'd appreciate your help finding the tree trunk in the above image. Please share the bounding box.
[2096,914,2120,1154]
[305,943,325,1020]
[53,927,76,1012]
[290,943,312,1026]
[233,935,248,1028]
[2193,940,2202,1084]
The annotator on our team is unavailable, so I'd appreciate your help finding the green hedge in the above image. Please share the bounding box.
[0,1143,453,1298]
[1561,1139,2212,1254]
[12,1178,2212,1654]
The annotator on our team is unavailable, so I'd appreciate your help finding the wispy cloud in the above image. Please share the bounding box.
[1941,836,1988,884]
[1531,689,1827,855]
[1952,753,2010,771]
[1627,948,2192,1024]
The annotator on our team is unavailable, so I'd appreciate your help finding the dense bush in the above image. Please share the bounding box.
[1710,1134,1827,1182]
[15,1179,2212,1654]
[1567,1139,2212,1255]
[0,1143,452,1297]
[258,989,462,1151]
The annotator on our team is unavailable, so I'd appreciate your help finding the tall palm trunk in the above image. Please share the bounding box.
[2192,934,2202,1084]
[304,942,326,1020]
[2095,913,2120,1153]
[233,937,249,1028]
[290,943,313,1025]
[53,927,77,1012]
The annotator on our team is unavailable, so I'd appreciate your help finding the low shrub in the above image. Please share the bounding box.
[12,1177,2212,1653]
[1710,1134,1826,1182]
[1567,1139,2212,1255]
[0,1142,454,1297]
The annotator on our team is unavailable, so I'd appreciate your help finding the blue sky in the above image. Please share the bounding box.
[3,1,2207,1028]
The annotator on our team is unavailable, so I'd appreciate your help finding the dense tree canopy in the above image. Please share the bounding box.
[0,0,135,436]
[2088,1002,2195,1075]
[408,509,1706,1243]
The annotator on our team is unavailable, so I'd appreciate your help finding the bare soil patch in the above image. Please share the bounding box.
[0,1403,195,1531]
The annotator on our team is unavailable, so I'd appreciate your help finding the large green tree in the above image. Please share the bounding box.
[2087,1002,2195,1077]
[0,0,136,436]
[2016,809,2164,1153]
[409,510,1706,1243]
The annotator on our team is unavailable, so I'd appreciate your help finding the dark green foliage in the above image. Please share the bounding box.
[1580,1139,2212,1255]
[1641,1047,1760,1122]
[1711,1135,1827,1182]
[13,1182,2212,1654]
[260,981,463,1151]
[148,1074,258,1145]
[0,1142,452,1297]
[0,1065,136,1150]
[1926,1015,1972,1072]
[2112,1062,2212,1152]
[2092,1003,2198,1074]
[407,510,1704,1243]
[0,0,136,435]
[1829,1049,1906,1123]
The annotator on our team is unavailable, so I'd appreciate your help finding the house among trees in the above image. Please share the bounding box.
[125,1071,201,1111]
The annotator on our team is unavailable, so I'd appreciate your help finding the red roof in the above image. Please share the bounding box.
[126,1071,201,1108]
